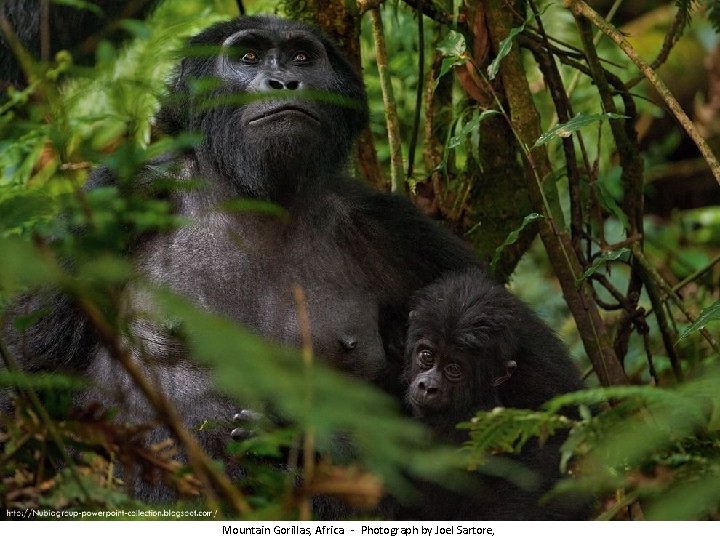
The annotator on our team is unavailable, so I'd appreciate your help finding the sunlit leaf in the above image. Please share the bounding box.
[577,248,631,284]
[533,113,627,149]
[487,23,525,81]
[678,300,720,341]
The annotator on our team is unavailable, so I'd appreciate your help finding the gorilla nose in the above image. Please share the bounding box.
[417,379,439,401]
[267,78,300,90]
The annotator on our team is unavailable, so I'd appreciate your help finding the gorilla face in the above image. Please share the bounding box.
[160,16,369,197]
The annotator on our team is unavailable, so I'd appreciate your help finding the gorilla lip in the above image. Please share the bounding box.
[247,105,320,125]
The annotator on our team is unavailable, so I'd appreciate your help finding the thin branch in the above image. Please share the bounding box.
[632,246,720,355]
[672,253,720,293]
[627,6,690,89]
[358,0,456,25]
[0,11,34,84]
[292,285,315,521]
[0,333,92,500]
[407,0,425,180]
[564,0,720,187]
[527,0,584,260]
[485,0,627,387]
[40,0,50,63]
[369,8,404,192]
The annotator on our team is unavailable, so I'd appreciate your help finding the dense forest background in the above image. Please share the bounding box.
[1,0,720,520]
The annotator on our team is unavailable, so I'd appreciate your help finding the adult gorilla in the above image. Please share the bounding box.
[2,15,478,494]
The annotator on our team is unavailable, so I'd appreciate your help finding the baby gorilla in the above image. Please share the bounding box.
[401,268,588,519]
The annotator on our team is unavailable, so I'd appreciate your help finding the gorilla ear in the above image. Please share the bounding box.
[408,309,417,320]
[492,359,517,387]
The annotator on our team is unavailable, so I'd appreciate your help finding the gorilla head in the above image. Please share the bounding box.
[158,16,369,200]
[404,269,519,436]
[404,268,583,442]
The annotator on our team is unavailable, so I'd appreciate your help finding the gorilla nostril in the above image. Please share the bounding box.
[286,80,300,90]
[426,386,438,396]
[268,79,284,90]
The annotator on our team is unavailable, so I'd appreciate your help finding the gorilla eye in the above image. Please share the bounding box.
[417,349,434,369]
[444,363,463,381]
[241,51,259,63]
[293,51,309,63]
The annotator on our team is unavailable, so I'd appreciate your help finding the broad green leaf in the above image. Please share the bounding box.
[436,31,467,86]
[487,23,525,81]
[0,238,61,294]
[533,113,627,149]
[0,371,86,391]
[437,30,467,58]
[51,0,103,15]
[490,213,543,272]
[678,300,720,341]
[576,247,631,284]
[153,289,449,495]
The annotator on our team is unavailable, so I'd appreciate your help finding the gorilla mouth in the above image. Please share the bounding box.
[247,105,320,125]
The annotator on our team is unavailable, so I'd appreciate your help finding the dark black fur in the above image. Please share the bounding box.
[400,268,589,519]
[2,16,478,506]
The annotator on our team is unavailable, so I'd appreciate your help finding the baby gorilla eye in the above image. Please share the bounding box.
[242,50,259,63]
[443,363,463,382]
[417,349,434,369]
[293,51,309,63]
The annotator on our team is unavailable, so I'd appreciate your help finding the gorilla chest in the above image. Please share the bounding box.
[136,210,382,372]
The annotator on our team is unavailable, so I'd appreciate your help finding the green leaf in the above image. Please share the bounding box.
[490,213,543,272]
[51,0,103,16]
[532,113,627,149]
[219,198,289,220]
[645,474,720,520]
[487,23,525,81]
[459,408,571,470]
[153,289,447,496]
[678,300,720,341]
[437,30,467,58]
[0,370,86,391]
[0,238,61,294]
[576,248,631,284]
[435,31,467,86]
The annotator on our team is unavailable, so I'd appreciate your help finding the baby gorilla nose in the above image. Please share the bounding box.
[416,375,440,403]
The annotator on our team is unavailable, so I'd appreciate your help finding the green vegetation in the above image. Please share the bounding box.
[2,0,720,520]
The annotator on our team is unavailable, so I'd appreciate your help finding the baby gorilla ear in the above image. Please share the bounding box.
[491,359,517,387]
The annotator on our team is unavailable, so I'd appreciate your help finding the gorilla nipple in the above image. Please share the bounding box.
[340,335,358,351]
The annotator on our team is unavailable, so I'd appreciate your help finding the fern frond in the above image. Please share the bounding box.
[704,0,720,33]
[458,407,572,470]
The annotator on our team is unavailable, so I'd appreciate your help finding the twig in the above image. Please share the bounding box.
[564,0,720,187]
[485,0,627,387]
[672,253,720,293]
[75,297,251,515]
[627,6,690,89]
[360,0,456,25]
[0,11,34,84]
[632,246,720,355]
[527,0,584,260]
[292,285,315,521]
[0,333,92,500]
[369,8,405,192]
[407,0,425,180]
[40,0,49,62]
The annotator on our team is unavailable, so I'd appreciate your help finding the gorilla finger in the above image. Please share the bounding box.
[230,427,257,441]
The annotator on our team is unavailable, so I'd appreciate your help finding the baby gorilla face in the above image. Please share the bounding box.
[403,269,522,432]
[406,338,476,417]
